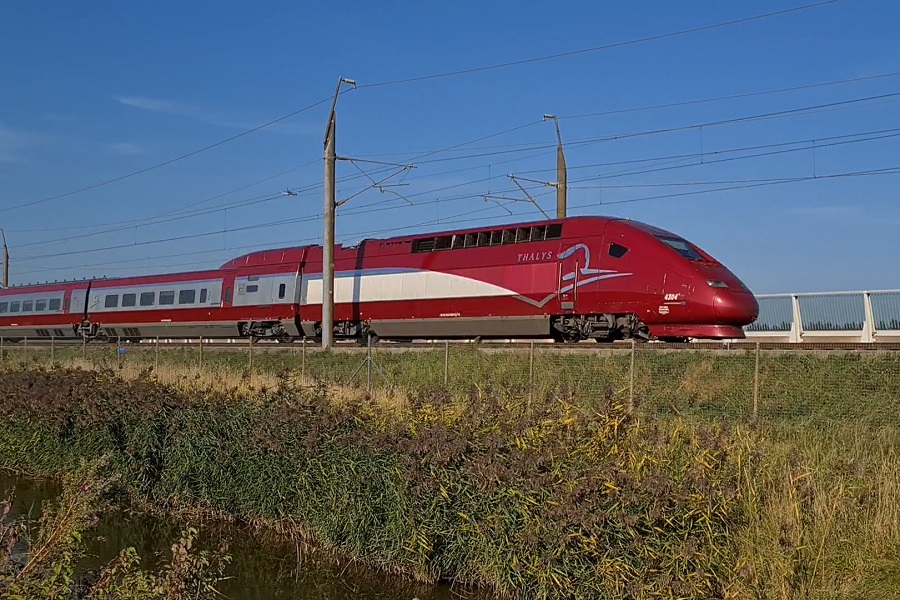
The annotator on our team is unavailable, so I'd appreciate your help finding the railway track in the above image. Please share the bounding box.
[4,338,900,352]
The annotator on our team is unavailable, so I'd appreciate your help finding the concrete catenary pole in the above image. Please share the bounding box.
[0,228,8,288]
[322,77,356,350]
[543,114,567,219]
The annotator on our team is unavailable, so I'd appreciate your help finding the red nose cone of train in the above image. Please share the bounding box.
[713,289,759,326]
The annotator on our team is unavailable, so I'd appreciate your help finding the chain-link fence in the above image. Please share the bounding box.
[2,337,899,427]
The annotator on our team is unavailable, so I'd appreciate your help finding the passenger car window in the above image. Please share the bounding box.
[609,243,628,259]
[178,289,196,304]
[57,299,66,312]
[10,302,20,313]
[159,291,175,305]
[0,302,7,313]
[140,292,155,306]
[22,300,33,312]
[225,287,233,303]
[35,299,47,311]
[246,285,259,293]
[105,295,119,308]
[199,289,208,304]
[122,293,136,307]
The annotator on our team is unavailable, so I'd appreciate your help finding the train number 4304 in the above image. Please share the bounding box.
[664,293,680,301]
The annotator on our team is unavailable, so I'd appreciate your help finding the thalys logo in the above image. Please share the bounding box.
[557,244,632,294]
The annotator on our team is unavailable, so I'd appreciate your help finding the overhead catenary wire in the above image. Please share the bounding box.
[2,0,847,221]
[357,0,845,88]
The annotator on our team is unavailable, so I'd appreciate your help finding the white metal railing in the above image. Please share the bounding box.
[745,290,900,342]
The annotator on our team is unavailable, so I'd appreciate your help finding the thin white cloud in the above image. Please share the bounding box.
[106,142,144,156]
[114,95,317,136]
[0,123,30,164]
[114,96,190,115]
[784,205,857,218]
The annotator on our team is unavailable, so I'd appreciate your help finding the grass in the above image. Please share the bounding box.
[1,349,900,598]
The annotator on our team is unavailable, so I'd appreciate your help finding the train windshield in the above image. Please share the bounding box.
[656,236,704,261]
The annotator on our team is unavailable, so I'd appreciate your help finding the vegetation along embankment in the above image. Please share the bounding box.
[2,355,900,599]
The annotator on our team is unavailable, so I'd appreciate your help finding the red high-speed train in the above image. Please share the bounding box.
[0,216,758,343]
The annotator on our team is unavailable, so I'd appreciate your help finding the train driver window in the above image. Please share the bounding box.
[225,287,233,303]
[609,243,629,259]
[278,283,286,300]
[105,295,119,308]
[140,292,155,307]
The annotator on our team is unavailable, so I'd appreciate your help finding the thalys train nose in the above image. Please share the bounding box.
[713,290,759,326]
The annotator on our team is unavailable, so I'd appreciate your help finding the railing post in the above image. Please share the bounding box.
[301,338,307,378]
[628,339,636,412]
[23,336,28,365]
[248,336,253,382]
[116,335,122,368]
[82,335,86,361]
[752,342,760,422]
[1,336,4,363]
[444,340,450,387]
[199,336,203,370]
[51,335,55,363]
[155,336,159,371]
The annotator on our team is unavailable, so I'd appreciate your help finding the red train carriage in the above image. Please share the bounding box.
[0,216,758,342]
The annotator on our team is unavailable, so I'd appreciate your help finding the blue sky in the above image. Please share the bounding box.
[1,0,898,294]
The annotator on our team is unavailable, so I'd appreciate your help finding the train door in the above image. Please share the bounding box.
[556,224,611,314]
[221,273,236,309]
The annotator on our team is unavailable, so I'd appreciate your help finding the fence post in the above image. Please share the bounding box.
[51,336,55,363]
[528,341,535,407]
[752,342,760,422]
[82,335,86,361]
[366,334,373,393]
[1,336,4,363]
[116,335,121,368]
[155,336,159,371]
[248,336,253,382]
[301,338,307,378]
[628,339,636,412]
[443,340,450,387]
[23,336,28,365]
[199,336,203,370]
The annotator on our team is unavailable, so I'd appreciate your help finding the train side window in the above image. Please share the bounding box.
[245,285,259,293]
[278,283,286,299]
[546,223,563,239]
[159,291,175,305]
[140,292,155,307]
[0,301,7,313]
[178,289,196,304]
[225,287,233,303]
[23,300,34,312]
[10,301,20,313]
[609,243,629,259]
[35,299,47,312]
[104,295,119,308]
[58,299,66,312]
[199,289,208,304]
[122,293,136,307]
